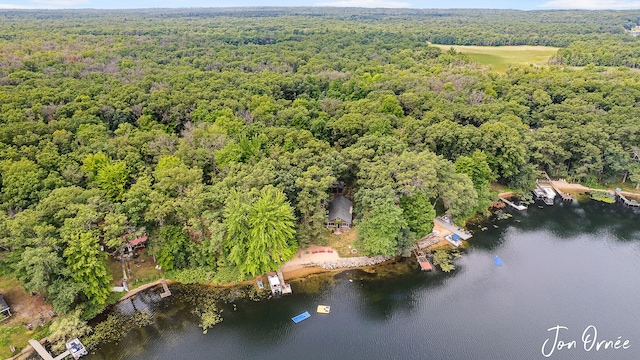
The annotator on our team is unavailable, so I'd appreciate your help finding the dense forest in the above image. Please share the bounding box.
[1,8,640,322]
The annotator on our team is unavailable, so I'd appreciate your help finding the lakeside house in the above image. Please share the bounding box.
[327,195,353,232]
[123,235,148,253]
[0,294,11,320]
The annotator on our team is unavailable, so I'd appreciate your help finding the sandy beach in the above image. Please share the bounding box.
[550,180,593,192]
[279,245,343,279]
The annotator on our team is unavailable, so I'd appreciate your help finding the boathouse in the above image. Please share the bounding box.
[0,294,11,320]
[327,196,353,231]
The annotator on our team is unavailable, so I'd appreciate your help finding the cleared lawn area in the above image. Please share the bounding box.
[326,229,363,258]
[0,273,52,359]
[431,44,559,72]
[107,251,162,290]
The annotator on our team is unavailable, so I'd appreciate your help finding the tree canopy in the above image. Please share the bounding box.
[1,8,639,317]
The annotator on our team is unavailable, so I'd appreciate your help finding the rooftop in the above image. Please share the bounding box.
[328,195,353,225]
[0,295,9,311]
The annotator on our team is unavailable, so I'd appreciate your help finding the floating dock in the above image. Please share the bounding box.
[317,305,331,314]
[292,311,311,323]
[494,256,503,267]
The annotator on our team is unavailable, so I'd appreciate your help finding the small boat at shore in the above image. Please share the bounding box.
[292,311,311,323]
[256,279,264,290]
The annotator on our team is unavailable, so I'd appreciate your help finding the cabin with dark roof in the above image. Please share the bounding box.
[327,195,353,231]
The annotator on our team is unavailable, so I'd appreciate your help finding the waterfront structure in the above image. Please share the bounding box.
[417,255,433,271]
[434,216,473,240]
[159,279,171,298]
[66,339,88,360]
[445,234,463,247]
[499,197,527,210]
[533,183,556,205]
[616,189,640,207]
[267,271,292,296]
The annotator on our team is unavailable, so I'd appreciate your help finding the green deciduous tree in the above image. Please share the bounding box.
[95,161,129,200]
[455,150,496,214]
[48,310,92,353]
[399,193,435,239]
[358,200,408,256]
[14,246,64,295]
[63,232,112,306]
[0,159,45,212]
[224,186,297,278]
[295,166,336,247]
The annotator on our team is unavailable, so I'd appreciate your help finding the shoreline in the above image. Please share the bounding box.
[28,179,633,358]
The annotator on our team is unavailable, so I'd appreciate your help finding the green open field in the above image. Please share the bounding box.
[431,45,559,72]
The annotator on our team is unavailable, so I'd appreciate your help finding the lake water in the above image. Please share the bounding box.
[88,199,640,360]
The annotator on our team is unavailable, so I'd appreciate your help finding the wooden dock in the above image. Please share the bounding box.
[499,197,527,210]
[277,270,292,295]
[543,173,573,201]
[416,255,432,271]
[159,279,171,298]
[615,190,640,207]
[28,339,70,360]
[413,249,433,271]
[434,218,473,240]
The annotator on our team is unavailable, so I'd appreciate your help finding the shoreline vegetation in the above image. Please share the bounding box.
[7,177,639,359]
[2,7,640,359]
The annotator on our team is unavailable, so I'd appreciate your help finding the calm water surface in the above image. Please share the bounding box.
[89,199,640,360]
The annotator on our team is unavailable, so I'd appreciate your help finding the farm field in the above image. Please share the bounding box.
[431,44,559,72]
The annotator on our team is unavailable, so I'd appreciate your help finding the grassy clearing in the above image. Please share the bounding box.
[0,324,49,359]
[326,229,362,258]
[431,44,559,72]
[107,251,162,291]
[0,273,52,359]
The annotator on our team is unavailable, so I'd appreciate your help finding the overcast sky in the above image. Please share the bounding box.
[1,0,639,10]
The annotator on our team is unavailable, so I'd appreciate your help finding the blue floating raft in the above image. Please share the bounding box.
[494,256,503,266]
[292,311,311,323]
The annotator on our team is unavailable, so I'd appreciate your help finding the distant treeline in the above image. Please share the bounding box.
[553,39,640,68]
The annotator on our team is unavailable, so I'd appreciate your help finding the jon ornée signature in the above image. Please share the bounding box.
[541,325,631,357]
